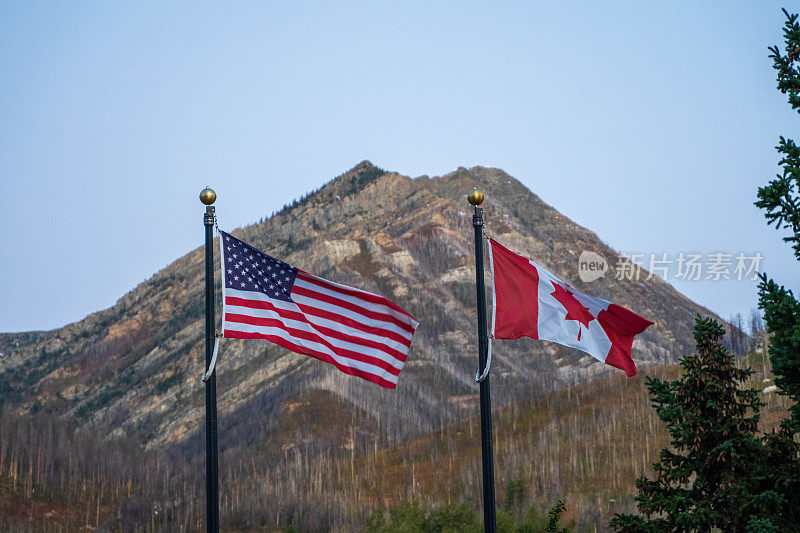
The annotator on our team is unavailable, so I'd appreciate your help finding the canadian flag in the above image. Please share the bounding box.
[488,238,653,376]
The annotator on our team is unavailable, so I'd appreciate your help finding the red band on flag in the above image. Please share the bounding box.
[598,304,654,377]
[490,238,540,339]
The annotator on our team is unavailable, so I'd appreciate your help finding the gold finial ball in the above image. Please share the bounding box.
[467,188,484,206]
[199,186,217,205]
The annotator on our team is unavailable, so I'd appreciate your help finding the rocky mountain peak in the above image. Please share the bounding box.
[349,160,377,173]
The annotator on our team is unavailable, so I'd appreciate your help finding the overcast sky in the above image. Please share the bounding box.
[2,2,798,333]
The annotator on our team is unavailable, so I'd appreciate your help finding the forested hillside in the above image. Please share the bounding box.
[1,356,785,531]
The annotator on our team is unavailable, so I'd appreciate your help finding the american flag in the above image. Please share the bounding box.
[219,231,419,389]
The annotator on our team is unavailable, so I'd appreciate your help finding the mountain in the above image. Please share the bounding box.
[0,162,721,530]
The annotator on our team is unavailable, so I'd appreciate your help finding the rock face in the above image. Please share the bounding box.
[0,161,715,449]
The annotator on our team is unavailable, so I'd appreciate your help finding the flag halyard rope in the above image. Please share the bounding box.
[202,334,221,382]
[475,336,492,382]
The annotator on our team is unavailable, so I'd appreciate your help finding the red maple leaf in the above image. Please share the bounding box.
[550,282,595,340]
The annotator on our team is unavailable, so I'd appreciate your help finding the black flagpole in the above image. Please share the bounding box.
[200,187,220,532]
[469,188,496,533]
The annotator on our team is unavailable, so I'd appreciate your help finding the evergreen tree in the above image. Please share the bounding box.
[612,11,800,530]
[752,8,800,528]
[610,317,773,532]
[757,8,800,429]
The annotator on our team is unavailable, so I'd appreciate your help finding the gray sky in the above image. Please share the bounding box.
[2,2,798,333]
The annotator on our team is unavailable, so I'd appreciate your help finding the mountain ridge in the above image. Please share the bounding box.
[0,161,718,454]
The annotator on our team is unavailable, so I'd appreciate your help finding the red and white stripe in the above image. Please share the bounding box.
[223,270,418,389]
